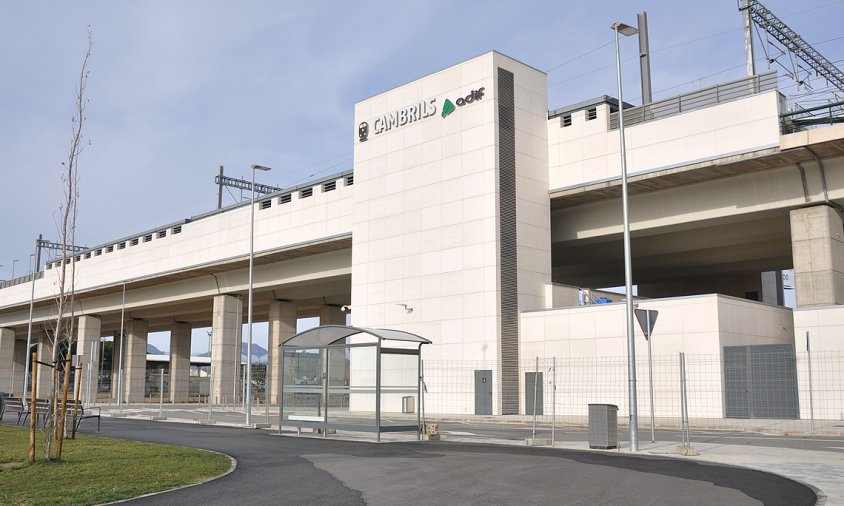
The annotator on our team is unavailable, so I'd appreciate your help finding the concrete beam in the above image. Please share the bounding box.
[0,328,15,394]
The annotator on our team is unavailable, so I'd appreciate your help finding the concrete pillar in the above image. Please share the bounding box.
[111,330,122,400]
[319,305,347,408]
[36,332,53,398]
[211,294,242,405]
[790,205,844,307]
[13,336,27,395]
[123,319,148,403]
[0,328,15,394]
[76,315,101,405]
[169,322,191,403]
[319,305,345,325]
[267,301,296,405]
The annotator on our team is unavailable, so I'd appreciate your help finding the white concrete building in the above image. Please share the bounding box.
[2,50,844,424]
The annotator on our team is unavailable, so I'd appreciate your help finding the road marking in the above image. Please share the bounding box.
[708,436,844,443]
[443,431,477,436]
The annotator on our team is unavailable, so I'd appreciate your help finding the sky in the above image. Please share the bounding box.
[1,0,841,352]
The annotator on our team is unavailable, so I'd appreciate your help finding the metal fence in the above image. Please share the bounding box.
[422,350,844,435]
[608,71,778,130]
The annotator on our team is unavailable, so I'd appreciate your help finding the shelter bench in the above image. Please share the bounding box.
[287,414,327,435]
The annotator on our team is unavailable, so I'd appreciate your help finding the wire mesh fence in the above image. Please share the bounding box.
[78,349,844,435]
[422,351,844,435]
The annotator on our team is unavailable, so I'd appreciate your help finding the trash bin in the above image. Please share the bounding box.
[588,403,618,449]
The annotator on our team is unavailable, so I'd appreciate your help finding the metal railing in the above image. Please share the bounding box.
[780,99,844,133]
[609,71,778,130]
[0,271,43,290]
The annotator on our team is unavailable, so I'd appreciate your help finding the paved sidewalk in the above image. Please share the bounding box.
[95,404,840,505]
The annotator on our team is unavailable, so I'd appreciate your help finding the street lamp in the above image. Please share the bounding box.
[246,163,271,427]
[612,20,640,452]
[11,259,19,279]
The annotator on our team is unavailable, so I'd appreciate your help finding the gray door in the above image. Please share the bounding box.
[474,370,493,415]
[724,344,799,419]
[525,372,543,415]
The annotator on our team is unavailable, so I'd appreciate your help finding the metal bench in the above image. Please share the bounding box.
[0,397,30,425]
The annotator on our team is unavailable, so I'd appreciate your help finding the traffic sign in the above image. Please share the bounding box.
[634,309,658,340]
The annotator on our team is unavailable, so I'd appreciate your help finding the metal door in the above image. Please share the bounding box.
[525,372,543,415]
[474,370,493,415]
[724,344,799,419]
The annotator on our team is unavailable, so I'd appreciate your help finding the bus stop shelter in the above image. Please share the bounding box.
[279,325,430,441]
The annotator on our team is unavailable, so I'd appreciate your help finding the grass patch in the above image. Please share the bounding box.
[0,425,231,505]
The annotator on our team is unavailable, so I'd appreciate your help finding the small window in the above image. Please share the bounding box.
[345,175,354,186]
[300,188,313,198]
[586,108,597,120]
[280,194,292,204]
[260,199,272,210]
[106,245,114,253]
[172,225,182,235]
[157,230,167,239]
[118,242,126,250]
[143,234,152,243]
[562,114,572,127]
[95,249,102,256]
[323,181,336,192]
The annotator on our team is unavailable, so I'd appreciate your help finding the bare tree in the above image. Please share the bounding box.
[41,27,93,462]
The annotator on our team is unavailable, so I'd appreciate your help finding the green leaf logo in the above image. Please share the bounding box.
[441,99,455,118]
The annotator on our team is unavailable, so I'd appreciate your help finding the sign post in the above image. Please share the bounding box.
[635,308,659,443]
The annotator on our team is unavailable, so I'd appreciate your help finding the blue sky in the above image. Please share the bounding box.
[1,0,841,352]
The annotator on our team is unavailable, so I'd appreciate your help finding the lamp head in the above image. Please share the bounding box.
[611,22,639,36]
[251,164,272,171]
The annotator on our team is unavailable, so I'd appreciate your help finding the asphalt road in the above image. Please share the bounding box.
[72,418,815,505]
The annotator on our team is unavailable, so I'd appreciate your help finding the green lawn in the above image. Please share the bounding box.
[0,424,232,505]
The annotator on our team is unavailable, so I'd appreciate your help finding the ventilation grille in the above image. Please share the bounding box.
[143,234,152,243]
[260,199,272,210]
[117,242,126,250]
[106,245,114,253]
[172,225,182,235]
[345,175,354,186]
[324,181,336,192]
[497,67,519,415]
[280,194,292,204]
[300,188,313,198]
[157,230,167,239]
[131,238,139,246]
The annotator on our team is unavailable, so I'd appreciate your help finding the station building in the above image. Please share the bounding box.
[1,51,843,421]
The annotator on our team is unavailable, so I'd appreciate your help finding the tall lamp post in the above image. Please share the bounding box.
[612,20,640,452]
[246,164,271,427]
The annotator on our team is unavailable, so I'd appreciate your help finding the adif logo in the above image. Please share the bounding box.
[441,87,485,118]
[441,99,456,118]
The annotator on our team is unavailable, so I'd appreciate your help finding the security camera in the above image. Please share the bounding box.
[340,305,351,313]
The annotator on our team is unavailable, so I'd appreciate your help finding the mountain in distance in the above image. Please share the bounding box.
[147,344,164,355]
[195,343,269,364]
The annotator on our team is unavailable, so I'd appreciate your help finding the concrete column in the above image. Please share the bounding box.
[169,322,191,403]
[319,305,345,325]
[211,294,242,405]
[790,205,844,307]
[0,328,15,394]
[76,315,101,405]
[36,332,53,398]
[111,330,122,400]
[123,319,148,403]
[267,301,296,405]
[13,336,27,395]
[319,305,346,408]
